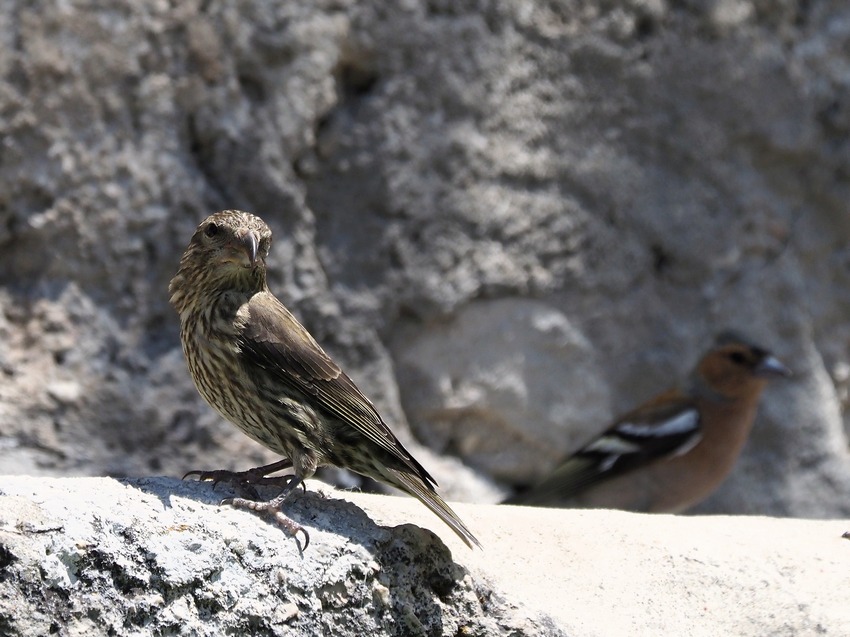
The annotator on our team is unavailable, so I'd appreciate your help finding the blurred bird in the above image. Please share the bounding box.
[505,333,792,512]
[170,210,479,548]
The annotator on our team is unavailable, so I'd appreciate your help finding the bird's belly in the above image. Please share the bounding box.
[183,337,290,457]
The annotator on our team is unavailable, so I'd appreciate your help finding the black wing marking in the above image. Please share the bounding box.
[509,393,702,504]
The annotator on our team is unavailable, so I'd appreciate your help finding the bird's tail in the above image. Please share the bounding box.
[504,456,599,506]
[383,468,481,549]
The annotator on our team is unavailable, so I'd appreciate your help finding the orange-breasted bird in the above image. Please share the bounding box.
[506,333,792,512]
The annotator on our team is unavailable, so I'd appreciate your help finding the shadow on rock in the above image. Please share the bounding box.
[121,476,461,561]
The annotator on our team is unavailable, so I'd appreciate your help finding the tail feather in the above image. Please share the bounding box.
[384,468,481,549]
[505,456,599,506]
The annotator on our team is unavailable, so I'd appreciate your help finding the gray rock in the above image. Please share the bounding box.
[0,476,561,637]
[0,0,848,516]
[392,298,610,483]
[1,476,847,637]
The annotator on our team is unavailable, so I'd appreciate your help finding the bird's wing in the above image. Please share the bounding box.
[237,292,436,485]
[511,390,702,504]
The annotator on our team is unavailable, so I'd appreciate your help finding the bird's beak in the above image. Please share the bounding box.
[240,230,259,266]
[755,355,792,379]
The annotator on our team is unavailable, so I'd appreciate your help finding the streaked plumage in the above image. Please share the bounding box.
[506,333,792,512]
[170,210,479,548]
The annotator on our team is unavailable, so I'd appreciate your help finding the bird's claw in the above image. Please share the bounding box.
[221,493,309,549]
[182,459,295,490]
[182,465,296,500]
[181,469,230,489]
[293,526,310,551]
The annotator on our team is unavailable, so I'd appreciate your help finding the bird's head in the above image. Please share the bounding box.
[692,331,792,400]
[169,210,273,311]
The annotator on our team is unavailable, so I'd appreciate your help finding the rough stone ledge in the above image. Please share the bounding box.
[0,476,847,637]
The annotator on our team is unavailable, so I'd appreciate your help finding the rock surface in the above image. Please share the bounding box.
[1,476,848,637]
[0,1,848,516]
[0,476,561,637]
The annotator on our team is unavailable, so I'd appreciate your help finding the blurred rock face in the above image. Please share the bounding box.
[0,1,848,515]
[392,299,610,483]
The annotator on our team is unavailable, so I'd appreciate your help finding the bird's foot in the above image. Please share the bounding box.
[183,459,296,499]
[223,475,309,550]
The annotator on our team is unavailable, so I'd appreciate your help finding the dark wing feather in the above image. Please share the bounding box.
[237,292,436,485]
[509,391,702,505]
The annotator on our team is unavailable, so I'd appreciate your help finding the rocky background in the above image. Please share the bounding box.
[0,0,849,516]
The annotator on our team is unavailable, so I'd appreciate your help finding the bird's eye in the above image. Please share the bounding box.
[204,222,220,238]
[728,351,747,365]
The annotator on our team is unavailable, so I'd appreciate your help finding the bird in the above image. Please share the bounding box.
[169,210,479,548]
[505,332,792,513]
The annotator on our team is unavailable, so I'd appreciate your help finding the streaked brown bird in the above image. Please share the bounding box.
[170,210,479,548]
[505,333,792,512]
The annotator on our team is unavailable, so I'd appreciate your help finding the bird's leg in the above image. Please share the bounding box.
[183,458,296,500]
[223,475,310,550]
